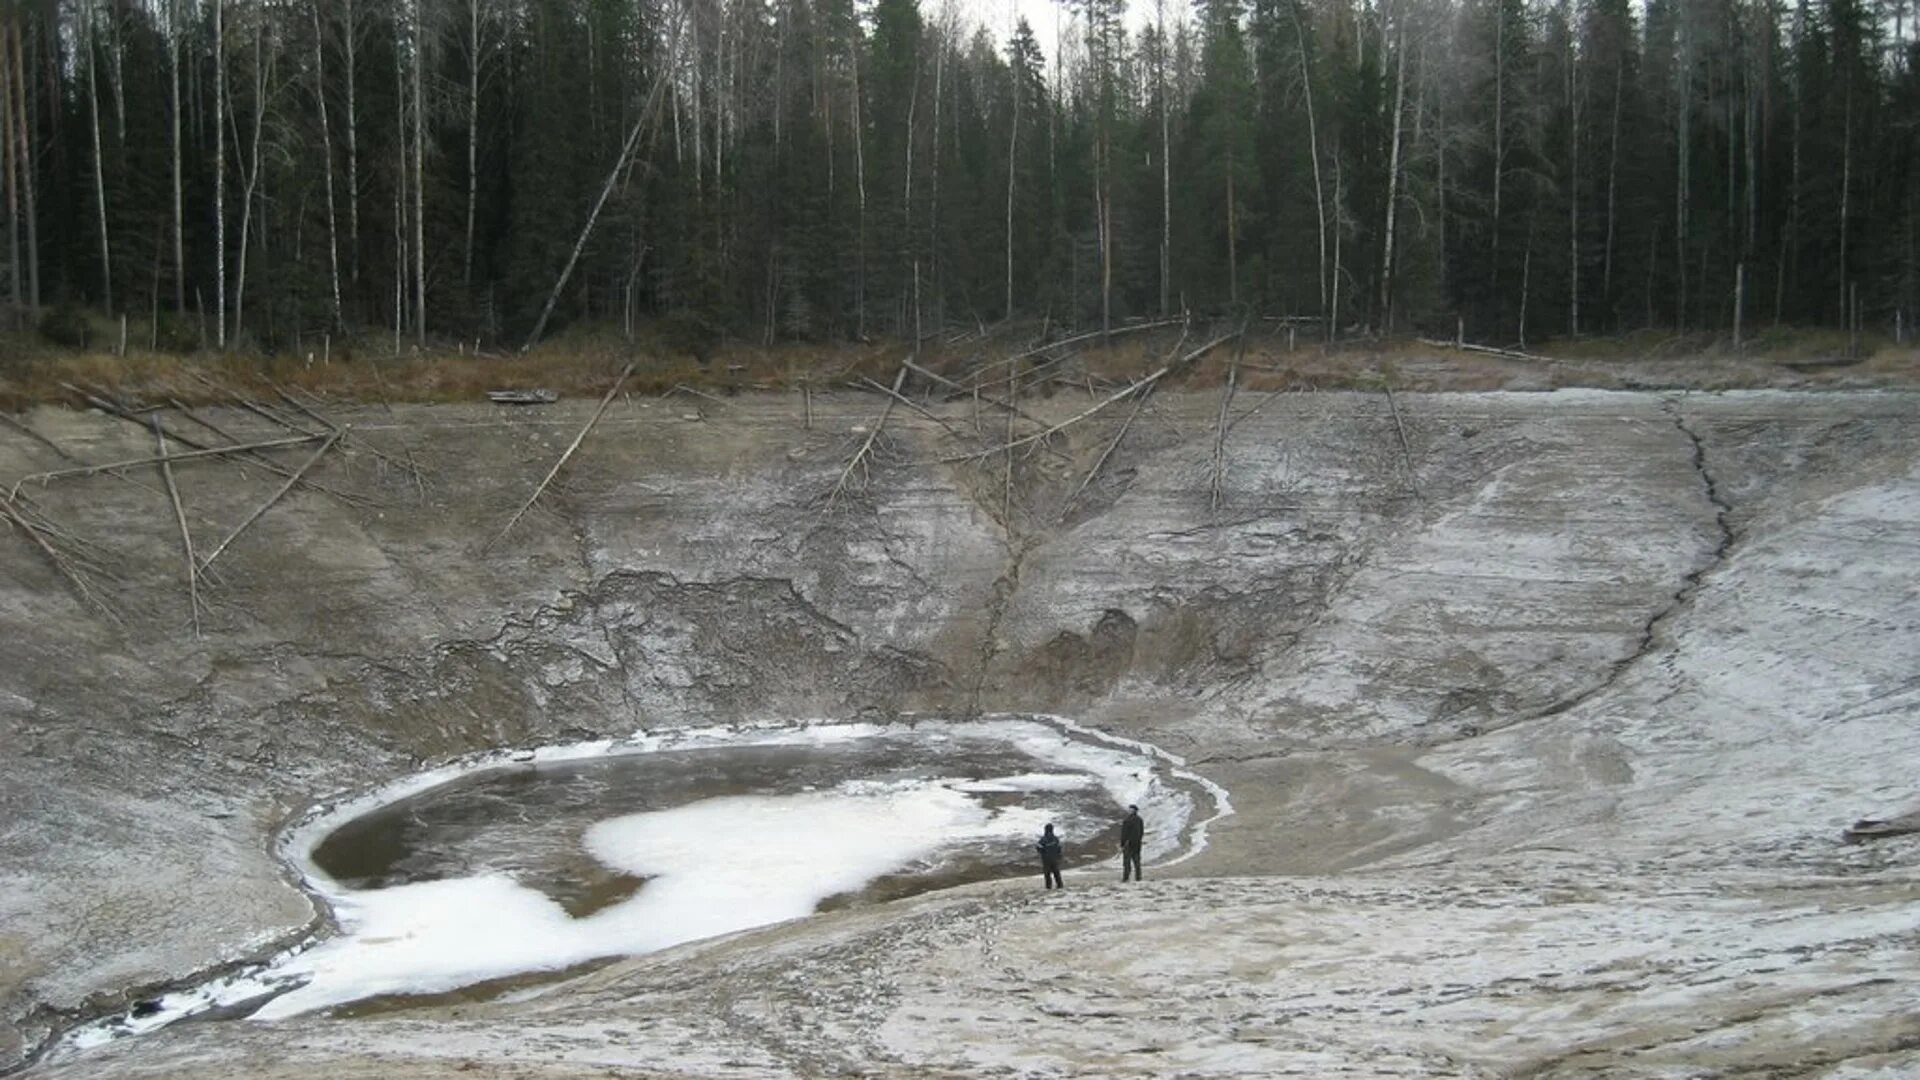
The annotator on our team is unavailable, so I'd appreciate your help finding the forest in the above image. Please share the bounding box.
[0,0,1915,353]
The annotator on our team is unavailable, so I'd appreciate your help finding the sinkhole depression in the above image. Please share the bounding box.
[67,716,1226,1049]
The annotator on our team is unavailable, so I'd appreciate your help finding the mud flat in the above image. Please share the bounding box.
[3,388,1918,1076]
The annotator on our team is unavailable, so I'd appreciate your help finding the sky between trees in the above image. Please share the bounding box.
[2,0,1915,353]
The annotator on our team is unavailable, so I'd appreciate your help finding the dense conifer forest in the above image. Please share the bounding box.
[0,0,1915,351]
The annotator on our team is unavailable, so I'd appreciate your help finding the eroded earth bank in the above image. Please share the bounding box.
[3,385,1917,1077]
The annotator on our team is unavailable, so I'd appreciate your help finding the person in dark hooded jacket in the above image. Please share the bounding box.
[1036,823,1064,889]
[1120,805,1145,881]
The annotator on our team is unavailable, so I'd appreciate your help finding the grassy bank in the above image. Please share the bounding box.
[3,319,1915,412]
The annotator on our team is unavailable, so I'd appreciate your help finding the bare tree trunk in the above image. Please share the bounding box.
[464,0,482,289]
[929,35,943,328]
[1675,21,1690,328]
[523,12,682,350]
[86,5,113,314]
[1,18,17,312]
[170,0,185,315]
[109,4,126,145]
[311,2,342,328]
[411,0,426,345]
[393,27,407,346]
[1491,6,1505,286]
[214,0,225,348]
[1566,8,1579,338]
[1603,57,1620,314]
[851,43,867,337]
[1005,59,1017,319]
[344,0,360,285]
[232,21,269,346]
[1838,80,1851,321]
[1293,5,1328,329]
[11,17,36,311]
[1226,141,1238,307]
[1378,8,1407,331]
[1158,0,1171,318]
[1330,156,1343,341]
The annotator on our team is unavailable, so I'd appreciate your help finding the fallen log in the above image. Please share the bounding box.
[1383,383,1422,502]
[7,434,323,502]
[1416,337,1555,363]
[484,363,634,551]
[826,367,907,510]
[1,494,120,622]
[938,330,1240,465]
[0,412,81,463]
[198,429,344,573]
[152,417,204,637]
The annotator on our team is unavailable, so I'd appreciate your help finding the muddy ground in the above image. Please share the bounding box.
[2,356,1917,1076]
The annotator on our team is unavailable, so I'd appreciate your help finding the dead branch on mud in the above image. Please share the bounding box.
[198,429,344,573]
[1061,382,1152,522]
[962,317,1189,391]
[854,374,966,439]
[272,383,428,491]
[74,384,368,508]
[7,434,323,503]
[938,330,1240,465]
[485,362,634,552]
[0,412,81,463]
[1417,337,1553,363]
[1,494,120,622]
[1210,354,1240,513]
[1383,383,1422,502]
[826,366,907,511]
[151,417,203,637]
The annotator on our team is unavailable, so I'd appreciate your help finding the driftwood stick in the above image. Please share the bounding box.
[1225,381,1309,437]
[1024,317,1189,355]
[827,366,907,510]
[938,330,1239,465]
[485,363,634,551]
[1062,381,1152,519]
[272,384,426,483]
[956,315,1182,390]
[856,375,967,439]
[1,495,119,621]
[1416,337,1553,363]
[670,383,729,405]
[152,417,203,636]
[903,358,1050,426]
[1210,355,1240,513]
[198,429,344,573]
[0,412,81,463]
[8,434,323,502]
[1383,383,1422,502]
[75,386,362,507]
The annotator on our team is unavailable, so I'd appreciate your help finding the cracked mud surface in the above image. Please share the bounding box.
[4,388,1919,1076]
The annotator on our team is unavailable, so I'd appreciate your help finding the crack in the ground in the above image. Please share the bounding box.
[1507,400,1738,729]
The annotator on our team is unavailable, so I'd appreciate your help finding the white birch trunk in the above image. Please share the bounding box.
[86,5,113,313]
[214,0,225,348]
[312,2,342,327]
[1378,9,1407,330]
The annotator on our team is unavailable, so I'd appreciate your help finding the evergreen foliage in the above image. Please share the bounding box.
[0,0,1914,349]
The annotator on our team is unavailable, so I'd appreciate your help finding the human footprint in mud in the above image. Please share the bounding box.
[1120,804,1145,882]
[1036,823,1065,889]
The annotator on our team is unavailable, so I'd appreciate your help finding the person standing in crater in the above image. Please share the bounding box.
[1037,823,1064,889]
[1120,804,1145,882]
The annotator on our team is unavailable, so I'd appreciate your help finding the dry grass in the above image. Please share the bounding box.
[4,319,1918,414]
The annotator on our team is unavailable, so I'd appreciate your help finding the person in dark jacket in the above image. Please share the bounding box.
[1120,805,1145,882]
[1036,823,1064,889]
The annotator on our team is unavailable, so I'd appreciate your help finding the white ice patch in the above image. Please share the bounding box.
[235,716,1225,1022]
[255,779,1053,1019]
[50,716,1227,1049]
